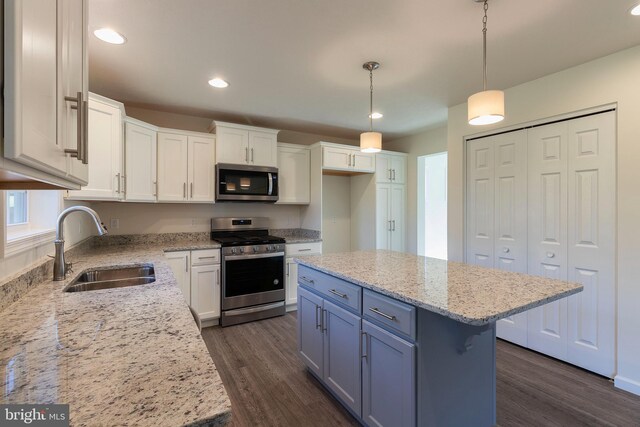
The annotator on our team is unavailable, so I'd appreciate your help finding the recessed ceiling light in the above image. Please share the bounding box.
[369,112,383,119]
[208,78,229,88]
[93,28,127,44]
[631,3,640,15]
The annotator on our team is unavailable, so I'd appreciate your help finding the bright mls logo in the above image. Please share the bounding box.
[1,405,69,426]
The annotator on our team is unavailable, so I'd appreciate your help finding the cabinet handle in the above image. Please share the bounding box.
[251,148,254,163]
[245,147,249,163]
[315,305,321,329]
[153,181,157,196]
[300,276,315,285]
[183,182,186,198]
[190,182,194,198]
[353,154,356,168]
[185,256,189,272]
[328,289,347,299]
[388,220,392,231]
[392,220,396,231]
[388,169,392,180]
[116,173,121,194]
[369,307,396,321]
[298,248,311,252]
[361,331,368,360]
[286,263,290,277]
[63,91,84,162]
[392,169,396,181]
[82,99,89,164]
[196,256,217,260]
[322,309,327,332]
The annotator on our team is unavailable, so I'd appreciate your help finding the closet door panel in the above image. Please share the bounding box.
[566,112,616,377]
[466,139,494,268]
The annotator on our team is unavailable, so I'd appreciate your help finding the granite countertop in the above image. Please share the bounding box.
[270,228,322,244]
[0,240,231,426]
[295,250,583,326]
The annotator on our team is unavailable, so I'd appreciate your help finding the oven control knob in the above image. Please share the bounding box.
[253,245,259,253]
[267,245,273,252]
[231,248,237,255]
[239,247,244,254]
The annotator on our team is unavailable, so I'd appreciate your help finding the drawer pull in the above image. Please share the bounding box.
[196,256,218,260]
[369,307,396,321]
[329,289,348,299]
[315,305,321,329]
[298,248,312,252]
[300,276,315,284]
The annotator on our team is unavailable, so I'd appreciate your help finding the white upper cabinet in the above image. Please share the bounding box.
[322,144,375,173]
[157,131,215,203]
[66,94,124,200]
[376,152,406,184]
[124,118,157,202]
[4,0,89,187]
[277,143,310,204]
[212,121,279,167]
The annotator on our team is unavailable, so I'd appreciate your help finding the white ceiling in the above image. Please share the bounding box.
[88,0,640,139]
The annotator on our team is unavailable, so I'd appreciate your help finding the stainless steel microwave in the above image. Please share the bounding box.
[216,163,279,202]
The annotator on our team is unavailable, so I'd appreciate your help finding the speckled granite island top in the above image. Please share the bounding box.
[0,241,230,426]
[295,250,582,326]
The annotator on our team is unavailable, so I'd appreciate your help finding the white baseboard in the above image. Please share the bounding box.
[614,375,640,396]
[285,304,297,313]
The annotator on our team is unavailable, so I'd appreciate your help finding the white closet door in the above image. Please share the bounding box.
[493,131,529,346]
[526,122,569,360]
[466,138,494,268]
[566,112,616,377]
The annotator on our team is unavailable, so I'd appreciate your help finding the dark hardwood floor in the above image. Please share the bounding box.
[202,313,640,427]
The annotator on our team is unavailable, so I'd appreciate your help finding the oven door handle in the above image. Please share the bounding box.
[267,172,273,196]
[224,252,285,261]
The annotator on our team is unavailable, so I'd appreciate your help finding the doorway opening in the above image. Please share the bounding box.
[418,152,447,259]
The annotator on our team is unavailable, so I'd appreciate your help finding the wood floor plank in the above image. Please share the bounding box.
[202,313,640,427]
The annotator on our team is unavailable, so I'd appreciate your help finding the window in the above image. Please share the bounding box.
[7,190,28,225]
[4,190,60,257]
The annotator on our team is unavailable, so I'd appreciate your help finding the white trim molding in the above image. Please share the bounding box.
[5,229,55,257]
[614,375,640,396]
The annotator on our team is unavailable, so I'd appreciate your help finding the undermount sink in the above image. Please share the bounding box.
[64,265,156,293]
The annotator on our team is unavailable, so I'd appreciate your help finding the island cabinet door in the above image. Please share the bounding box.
[362,320,415,427]
[323,300,362,416]
[298,287,324,377]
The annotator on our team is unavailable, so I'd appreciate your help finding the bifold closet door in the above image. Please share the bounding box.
[526,122,569,360]
[566,112,615,377]
[466,138,495,268]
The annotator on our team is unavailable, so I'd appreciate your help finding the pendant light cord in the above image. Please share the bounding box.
[369,69,374,131]
[482,0,488,91]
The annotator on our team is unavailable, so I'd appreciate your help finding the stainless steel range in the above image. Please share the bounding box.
[211,217,286,327]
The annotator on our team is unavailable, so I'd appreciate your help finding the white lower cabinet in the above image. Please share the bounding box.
[298,268,415,426]
[285,242,322,309]
[166,249,221,324]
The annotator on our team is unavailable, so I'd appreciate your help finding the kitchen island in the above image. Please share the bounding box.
[295,250,582,427]
[0,239,231,427]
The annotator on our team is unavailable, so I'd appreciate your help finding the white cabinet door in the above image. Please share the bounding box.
[249,131,277,167]
[493,131,528,346]
[4,0,67,178]
[375,154,393,183]
[165,251,191,305]
[191,264,221,320]
[157,133,188,201]
[277,145,310,204]
[285,259,299,307]
[59,0,88,184]
[390,155,406,184]
[67,97,123,200]
[376,184,391,250]
[527,122,569,360]
[216,127,249,164]
[188,136,215,202]
[465,138,495,268]
[566,112,616,377]
[390,185,405,252]
[352,151,375,173]
[125,121,157,202]
[323,147,352,171]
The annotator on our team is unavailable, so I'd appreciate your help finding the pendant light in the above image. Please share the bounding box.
[360,61,382,153]
[468,0,504,126]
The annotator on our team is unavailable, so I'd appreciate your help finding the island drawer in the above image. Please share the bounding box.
[363,289,416,340]
[298,265,361,313]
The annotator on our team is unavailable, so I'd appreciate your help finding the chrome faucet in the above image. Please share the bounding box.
[53,206,108,281]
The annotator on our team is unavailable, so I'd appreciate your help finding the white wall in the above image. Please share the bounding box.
[447,45,640,395]
[91,202,302,235]
[384,127,447,254]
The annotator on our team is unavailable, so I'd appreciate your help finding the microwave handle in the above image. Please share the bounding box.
[268,172,273,195]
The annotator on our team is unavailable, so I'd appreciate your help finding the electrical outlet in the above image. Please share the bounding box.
[110,218,120,229]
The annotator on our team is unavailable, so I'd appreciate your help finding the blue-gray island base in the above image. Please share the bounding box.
[294,251,582,427]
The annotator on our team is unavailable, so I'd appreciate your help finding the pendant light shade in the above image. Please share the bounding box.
[468,0,504,126]
[360,61,382,153]
[468,90,504,125]
[360,131,382,153]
